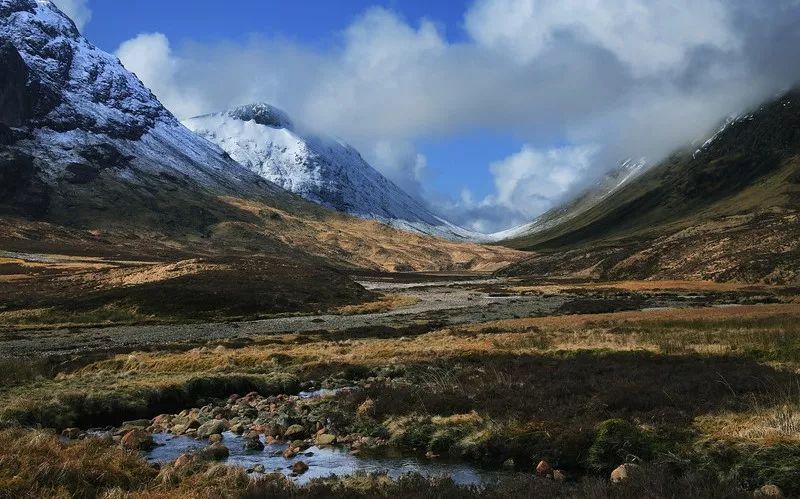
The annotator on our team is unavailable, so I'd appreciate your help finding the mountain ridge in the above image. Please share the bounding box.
[498,87,800,283]
[184,103,481,241]
[0,0,524,275]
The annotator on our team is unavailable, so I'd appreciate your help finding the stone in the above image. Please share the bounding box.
[243,435,265,451]
[283,446,299,459]
[61,427,82,439]
[208,433,223,444]
[755,484,784,497]
[291,461,309,474]
[121,419,151,430]
[252,463,265,473]
[171,424,189,435]
[203,442,229,461]
[174,453,193,468]
[284,424,305,439]
[535,460,552,477]
[315,433,337,446]
[120,429,154,451]
[152,414,172,426]
[552,470,566,482]
[502,458,515,470]
[610,463,640,484]
[197,419,228,438]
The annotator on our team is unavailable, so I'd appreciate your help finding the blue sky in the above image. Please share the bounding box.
[71,1,582,231]
[82,0,510,203]
[54,0,800,232]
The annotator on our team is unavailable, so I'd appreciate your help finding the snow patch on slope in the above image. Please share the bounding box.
[184,104,480,240]
[1,0,282,195]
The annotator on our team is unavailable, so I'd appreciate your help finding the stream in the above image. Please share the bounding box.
[146,431,512,485]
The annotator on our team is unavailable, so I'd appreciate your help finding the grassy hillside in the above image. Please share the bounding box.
[500,88,800,283]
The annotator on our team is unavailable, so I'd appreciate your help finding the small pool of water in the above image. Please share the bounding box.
[147,431,510,485]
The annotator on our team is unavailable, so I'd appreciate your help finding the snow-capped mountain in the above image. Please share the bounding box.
[0,0,285,225]
[184,104,479,240]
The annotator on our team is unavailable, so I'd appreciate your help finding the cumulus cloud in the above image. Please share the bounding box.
[51,0,92,31]
[466,0,738,76]
[115,1,800,232]
[116,33,215,120]
[431,145,596,232]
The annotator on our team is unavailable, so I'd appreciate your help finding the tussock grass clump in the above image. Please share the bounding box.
[0,374,299,429]
[0,427,156,498]
[587,419,654,473]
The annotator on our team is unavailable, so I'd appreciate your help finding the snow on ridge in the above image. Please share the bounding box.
[184,105,481,241]
[0,0,285,193]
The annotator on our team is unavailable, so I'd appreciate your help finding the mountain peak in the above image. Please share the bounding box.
[183,107,481,240]
[0,0,170,139]
[225,103,294,130]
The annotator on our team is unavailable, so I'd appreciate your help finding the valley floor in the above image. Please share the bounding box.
[1,272,800,498]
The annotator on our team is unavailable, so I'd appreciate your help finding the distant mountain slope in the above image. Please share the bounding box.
[184,104,479,240]
[499,88,800,283]
[488,158,648,242]
[0,0,524,275]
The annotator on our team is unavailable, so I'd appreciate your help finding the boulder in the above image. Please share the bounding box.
[202,442,230,461]
[284,424,305,439]
[610,463,640,484]
[208,433,223,444]
[243,432,264,451]
[755,484,784,497]
[291,461,309,474]
[535,460,552,477]
[121,419,151,430]
[315,433,337,446]
[197,419,228,438]
[174,453,193,469]
[120,429,154,451]
[152,414,172,426]
[61,427,82,439]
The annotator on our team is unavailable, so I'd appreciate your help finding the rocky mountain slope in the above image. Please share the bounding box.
[184,104,478,240]
[499,88,800,283]
[0,0,524,277]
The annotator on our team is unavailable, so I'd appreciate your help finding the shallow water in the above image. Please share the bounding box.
[147,431,509,485]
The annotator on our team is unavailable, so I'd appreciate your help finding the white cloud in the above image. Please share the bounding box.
[113,2,800,232]
[369,140,429,199]
[465,0,739,76]
[489,145,595,216]
[116,33,210,119]
[51,0,92,32]
[432,145,596,232]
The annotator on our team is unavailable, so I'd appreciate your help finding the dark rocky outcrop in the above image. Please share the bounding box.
[0,41,29,126]
[0,150,50,217]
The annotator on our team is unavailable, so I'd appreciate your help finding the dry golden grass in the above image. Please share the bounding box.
[508,279,763,295]
[219,196,527,272]
[0,427,156,498]
[334,293,420,315]
[462,302,800,333]
[696,404,800,445]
